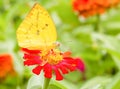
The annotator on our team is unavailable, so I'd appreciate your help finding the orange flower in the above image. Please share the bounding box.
[72,0,120,17]
[0,54,15,78]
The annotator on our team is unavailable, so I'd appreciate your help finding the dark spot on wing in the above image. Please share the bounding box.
[41,24,48,30]
[45,24,48,26]
[37,30,40,35]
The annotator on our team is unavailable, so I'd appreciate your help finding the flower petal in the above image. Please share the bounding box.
[62,51,71,57]
[63,57,75,64]
[54,67,63,81]
[22,48,41,54]
[32,66,43,75]
[63,64,76,71]
[23,53,40,60]
[58,64,69,74]
[75,58,85,72]
[24,58,41,66]
[43,64,52,78]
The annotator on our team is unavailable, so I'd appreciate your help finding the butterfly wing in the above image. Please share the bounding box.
[17,3,57,50]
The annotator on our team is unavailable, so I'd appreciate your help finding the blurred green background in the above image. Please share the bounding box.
[1,0,120,89]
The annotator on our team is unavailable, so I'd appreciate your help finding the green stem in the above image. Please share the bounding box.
[43,78,51,89]
[94,14,100,32]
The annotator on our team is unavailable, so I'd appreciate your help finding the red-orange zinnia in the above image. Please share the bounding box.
[22,48,85,81]
[72,0,120,17]
[0,54,15,78]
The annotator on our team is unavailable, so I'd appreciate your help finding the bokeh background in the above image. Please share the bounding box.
[1,0,120,89]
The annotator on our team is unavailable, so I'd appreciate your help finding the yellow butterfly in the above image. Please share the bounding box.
[17,3,57,50]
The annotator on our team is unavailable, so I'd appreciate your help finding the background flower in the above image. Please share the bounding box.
[72,0,120,17]
[0,54,15,79]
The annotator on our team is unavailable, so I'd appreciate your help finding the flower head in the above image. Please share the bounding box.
[72,0,120,17]
[0,54,15,78]
[22,47,85,81]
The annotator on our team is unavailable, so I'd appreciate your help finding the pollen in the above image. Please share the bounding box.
[40,49,63,65]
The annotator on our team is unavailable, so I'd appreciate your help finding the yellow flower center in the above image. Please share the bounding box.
[40,49,63,65]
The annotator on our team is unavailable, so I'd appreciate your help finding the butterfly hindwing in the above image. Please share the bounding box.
[17,3,57,50]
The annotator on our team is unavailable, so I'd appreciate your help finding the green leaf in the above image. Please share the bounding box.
[48,84,61,89]
[80,77,111,89]
[50,80,68,89]
[49,80,80,89]
[51,80,78,89]
[92,33,120,69]
[106,72,120,89]
[27,73,44,89]
[110,52,120,70]
[53,0,80,26]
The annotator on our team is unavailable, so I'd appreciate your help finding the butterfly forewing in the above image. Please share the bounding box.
[17,3,57,50]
